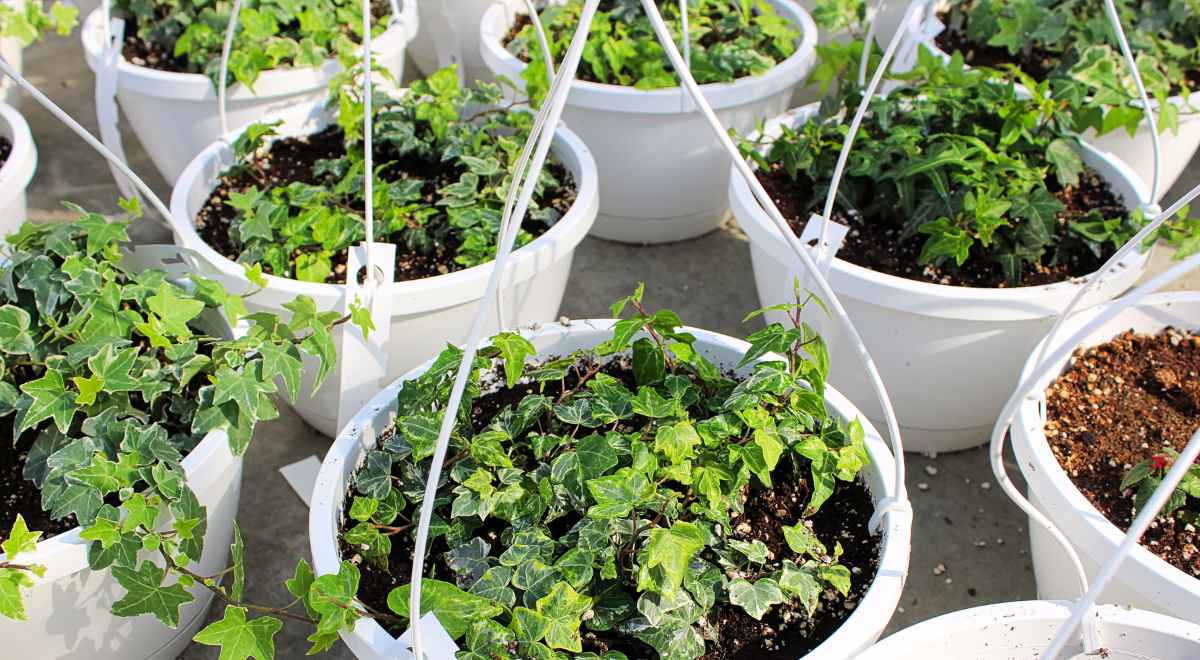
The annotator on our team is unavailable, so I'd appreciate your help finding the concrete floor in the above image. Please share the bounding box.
[15,30,1200,660]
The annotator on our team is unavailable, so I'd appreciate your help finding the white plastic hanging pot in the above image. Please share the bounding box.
[0,101,34,237]
[309,320,911,660]
[169,98,599,438]
[479,0,817,244]
[1010,291,1200,617]
[79,7,416,184]
[0,428,243,660]
[729,103,1152,455]
[915,40,1200,203]
[409,0,523,85]
[854,600,1200,659]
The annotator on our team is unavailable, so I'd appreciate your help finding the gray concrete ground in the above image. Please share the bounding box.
[15,30,1200,660]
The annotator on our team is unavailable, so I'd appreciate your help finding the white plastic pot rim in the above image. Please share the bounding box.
[0,427,232,585]
[478,0,817,115]
[167,95,599,314]
[730,103,1153,321]
[856,599,1200,656]
[0,101,34,213]
[310,321,911,659]
[80,8,414,102]
[1014,291,1200,590]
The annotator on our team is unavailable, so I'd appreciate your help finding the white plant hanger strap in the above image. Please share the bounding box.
[986,180,1200,659]
[494,0,558,332]
[526,0,556,80]
[1043,428,1200,658]
[638,0,913,531]
[857,0,880,86]
[216,0,245,136]
[0,55,175,226]
[1101,0,1161,205]
[407,3,603,657]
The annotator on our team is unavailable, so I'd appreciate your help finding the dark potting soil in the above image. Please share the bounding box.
[933,17,1200,94]
[195,124,578,284]
[1044,328,1200,578]
[0,419,78,540]
[0,136,13,170]
[119,1,391,74]
[340,363,882,658]
[757,167,1122,288]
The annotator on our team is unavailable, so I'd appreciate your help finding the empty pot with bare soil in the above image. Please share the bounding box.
[1012,292,1200,617]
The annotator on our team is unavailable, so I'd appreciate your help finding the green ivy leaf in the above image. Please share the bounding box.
[0,305,35,354]
[19,370,77,434]
[728,578,784,620]
[111,561,194,627]
[493,332,536,388]
[639,521,706,595]
[147,282,206,339]
[2,515,40,558]
[654,421,701,465]
[387,578,504,640]
[535,581,592,652]
[778,560,822,616]
[193,606,282,660]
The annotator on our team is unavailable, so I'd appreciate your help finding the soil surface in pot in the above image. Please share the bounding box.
[1,420,78,539]
[758,167,1120,288]
[1045,327,1200,577]
[118,1,390,75]
[933,19,1200,94]
[339,363,882,659]
[195,125,577,284]
[0,136,12,169]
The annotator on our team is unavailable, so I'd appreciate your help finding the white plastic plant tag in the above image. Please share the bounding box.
[95,18,141,204]
[799,213,848,276]
[278,456,321,507]
[394,612,458,659]
[334,241,396,435]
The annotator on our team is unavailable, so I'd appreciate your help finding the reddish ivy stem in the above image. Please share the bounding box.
[555,359,602,404]
[631,298,675,371]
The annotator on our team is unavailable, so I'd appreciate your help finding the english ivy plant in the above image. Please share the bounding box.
[741,47,1196,285]
[0,0,76,45]
[212,64,570,284]
[329,284,871,658]
[111,0,386,87]
[506,0,801,101]
[0,207,345,631]
[940,0,1200,136]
